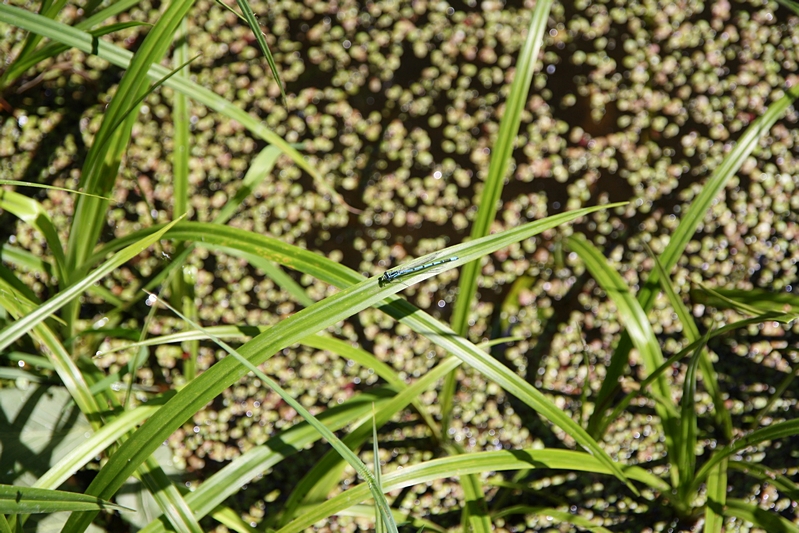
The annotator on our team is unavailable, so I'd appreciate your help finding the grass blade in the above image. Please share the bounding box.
[278,357,459,526]
[589,83,799,434]
[451,0,552,335]
[691,418,799,495]
[234,0,286,106]
[33,403,162,490]
[0,3,359,213]
[724,498,799,533]
[138,456,203,533]
[276,449,652,533]
[691,286,799,315]
[676,330,707,505]
[60,0,195,339]
[150,294,399,533]
[0,217,182,352]
[643,243,732,440]
[139,391,389,533]
[568,233,677,479]
[0,189,68,287]
[702,459,727,533]
[0,485,129,514]
[61,204,634,533]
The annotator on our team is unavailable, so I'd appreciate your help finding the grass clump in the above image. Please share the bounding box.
[1,0,798,531]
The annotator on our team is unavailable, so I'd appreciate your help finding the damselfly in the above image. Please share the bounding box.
[378,256,459,286]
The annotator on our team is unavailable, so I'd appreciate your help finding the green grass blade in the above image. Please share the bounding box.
[602,312,792,430]
[589,83,799,434]
[61,204,633,533]
[0,277,103,424]
[169,15,195,380]
[0,3,356,214]
[95,52,200,166]
[0,244,53,279]
[2,334,100,427]
[751,363,799,429]
[87,206,625,299]
[702,459,727,533]
[172,17,191,222]
[0,180,113,200]
[0,485,129,514]
[341,506,446,533]
[0,20,148,88]
[151,294,399,533]
[694,284,770,316]
[0,189,68,287]
[724,498,799,533]
[0,0,67,88]
[234,0,286,106]
[567,233,677,475]
[211,245,315,308]
[636,82,799,316]
[461,471,492,533]
[98,329,438,436]
[278,357,460,526]
[451,0,552,336]
[0,217,182,353]
[676,330,707,505]
[138,456,203,533]
[644,243,732,440]
[691,286,799,315]
[207,507,258,533]
[215,145,282,224]
[0,261,44,306]
[691,419,799,495]
[372,406,384,533]
[727,461,799,498]
[63,0,195,300]
[32,403,162,490]
[276,449,652,533]
[139,391,388,533]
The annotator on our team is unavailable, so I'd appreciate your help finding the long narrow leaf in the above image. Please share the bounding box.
[0,4,351,213]
[0,189,68,286]
[276,449,651,533]
[152,295,398,533]
[1,20,148,88]
[727,460,799,498]
[644,243,732,440]
[278,357,460,526]
[0,0,67,88]
[63,0,195,297]
[234,0,286,106]
[0,283,102,423]
[589,82,799,434]
[137,456,203,533]
[62,204,634,533]
[724,498,799,533]
[676,330,707,504]
[0,217,182,352]
[451,0,552,334]
[702,459,727,533]
[568,233,677,479]
[602,312,785,430]
[33,403,163,490]
[138,390,390,533]
[0,485,129,514]
[691,419,799,494]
